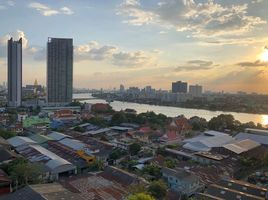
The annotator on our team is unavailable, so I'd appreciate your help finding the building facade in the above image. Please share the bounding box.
[172,81,187,93]
[47,38,73,105]
[189,84,203,97]
[8,38,22,107]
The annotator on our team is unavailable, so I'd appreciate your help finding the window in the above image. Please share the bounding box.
[236,195,241,199]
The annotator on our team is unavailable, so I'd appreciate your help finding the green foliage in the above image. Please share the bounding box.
[88,159,104,171]
[208,114,237,131]
[0,129,16,139]
[109,149,127,160]
[1,158,42,186]
[120,159,139,171]
[111,111,128,125]
[129,143,141,156]
[69,101,82,107]
[128,193,155,200]
[190,117,208,131]
[164,158,176,169]
[142,165,162,179]
[88,117,108,127]
[128,184,147,194]
[148,180,167,199]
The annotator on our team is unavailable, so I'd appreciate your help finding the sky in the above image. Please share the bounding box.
[0,0,268,93]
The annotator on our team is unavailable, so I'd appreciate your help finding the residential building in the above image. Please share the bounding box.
[119,84,125,93]
[7,38,22,107]
[47,38,73,105]
[189,84,203,97]
[172,81,187,93]
[198,178,268,200]
[162,167,202,196]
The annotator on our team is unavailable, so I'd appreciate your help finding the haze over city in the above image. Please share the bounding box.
[0,0,268,93]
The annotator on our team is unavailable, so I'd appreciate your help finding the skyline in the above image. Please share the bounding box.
[1,0,268,93]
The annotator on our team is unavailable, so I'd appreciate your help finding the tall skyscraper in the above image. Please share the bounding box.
[8,38,22,107]
[47,38,73,105]
[172,81,187,93]
[189,84,203,97]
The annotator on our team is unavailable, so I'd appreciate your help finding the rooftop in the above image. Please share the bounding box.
[223,139,260,154]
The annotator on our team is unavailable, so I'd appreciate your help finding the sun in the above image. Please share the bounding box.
[260,50,268,62]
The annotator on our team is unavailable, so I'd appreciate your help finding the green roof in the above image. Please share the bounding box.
[23,116,50,128]
[29,134,53,144]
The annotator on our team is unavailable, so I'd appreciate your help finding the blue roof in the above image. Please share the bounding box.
[235,132,268,146]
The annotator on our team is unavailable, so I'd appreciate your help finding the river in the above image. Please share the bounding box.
[73,93,268,126]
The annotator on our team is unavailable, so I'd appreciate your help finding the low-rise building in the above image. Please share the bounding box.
[198,178,268,200]
[162,167,202,196]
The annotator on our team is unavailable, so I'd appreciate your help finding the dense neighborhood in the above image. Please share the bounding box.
[0,102,268,200]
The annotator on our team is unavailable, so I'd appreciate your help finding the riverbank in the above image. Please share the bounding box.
[91,94,268,116]
[74,93,268,125]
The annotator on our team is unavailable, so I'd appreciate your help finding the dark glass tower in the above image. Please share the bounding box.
[8,38,22,107]
[47,38,73,105]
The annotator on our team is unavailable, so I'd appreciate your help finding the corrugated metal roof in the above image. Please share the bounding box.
[59,138,85,150]
[84,128,111,135]
[183,134,234,152]
[47,132,70,141]
[7,136,37,147]
[223,139,260,154]
[235,132,268,145]
[29,134,53,144]
[204,130,228,137]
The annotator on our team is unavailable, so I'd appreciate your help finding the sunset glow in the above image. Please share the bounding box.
[261,50,268,62]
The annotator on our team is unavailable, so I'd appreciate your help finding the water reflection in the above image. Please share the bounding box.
[74,93,268,126]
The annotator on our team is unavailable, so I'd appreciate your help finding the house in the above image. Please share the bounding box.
[183,131,235,152]
[159,130,181,144]
[161,167,202,196]
[221,139,261,156]
[167,116,192,136]
[235,132,268,147]
[91,103,111,113]
[192,151,226,165]
[22,116,50,128]
[198,178,268,200]
[53,109,78,121]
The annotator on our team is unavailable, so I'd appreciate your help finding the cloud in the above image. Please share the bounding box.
[60,7,74,15]
[117,0,266,38]
[112,51,152,67]
[0,0,14,10]
[175,60,215,71]
[75,41,155,67]
[0,30,44,60]
[251,0,264,3]
[75,41,118,61]
[236,60,268,67]
[29,2,74,16]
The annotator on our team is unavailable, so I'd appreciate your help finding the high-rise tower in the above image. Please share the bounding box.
[47,38,73,105]
[8,38,22,107]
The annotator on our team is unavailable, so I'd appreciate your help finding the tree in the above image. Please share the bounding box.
[129,143,141,156]
[142,165,162,179]
[88,159,104,171]
[111,111,127,125]
[3,158,42,186]
[88,117,108,127]
[148,180,167,199]
[208,114,238,131]
[164,158,176,169]
[0,129,16,139]
[128,193,155,200]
